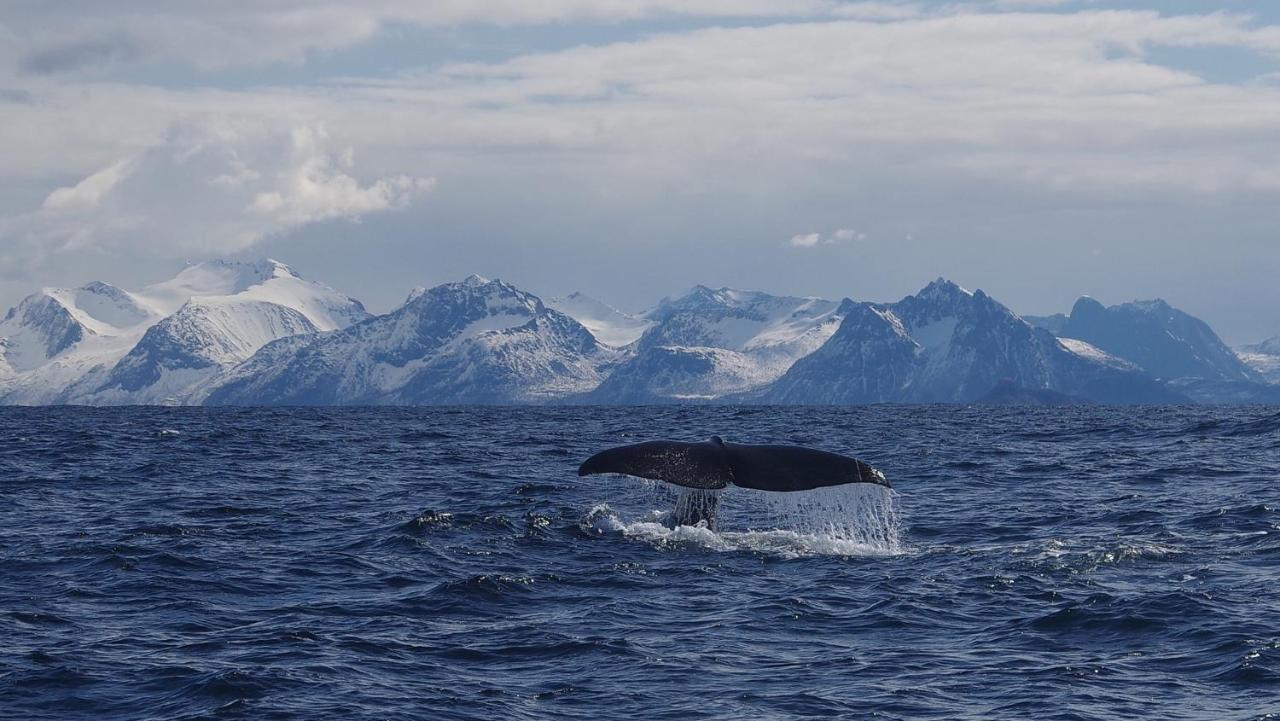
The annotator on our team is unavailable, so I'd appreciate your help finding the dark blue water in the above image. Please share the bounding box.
[2,406,1279,720]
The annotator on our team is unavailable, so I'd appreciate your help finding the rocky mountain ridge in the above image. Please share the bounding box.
[2,262,1276,406]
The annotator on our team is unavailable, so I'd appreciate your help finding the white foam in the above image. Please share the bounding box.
[579,484,903,559]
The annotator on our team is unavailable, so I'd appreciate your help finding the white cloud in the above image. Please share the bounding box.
[790,228,866,247]
[41,159,134,212]
[831,228,866,243]
[5,8,1280,199]
[247,126,434,225]
[10,121,433,266]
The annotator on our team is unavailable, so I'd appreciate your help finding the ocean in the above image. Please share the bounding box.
[2,405,1278,720]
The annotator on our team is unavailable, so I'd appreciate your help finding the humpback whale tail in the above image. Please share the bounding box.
[578,437,889,527]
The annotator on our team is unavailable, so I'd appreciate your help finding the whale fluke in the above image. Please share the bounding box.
[577,436,889,492]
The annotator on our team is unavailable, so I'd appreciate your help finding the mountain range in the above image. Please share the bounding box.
[3,259,1278,406]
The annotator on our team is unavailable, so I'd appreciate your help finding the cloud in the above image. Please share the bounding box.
[789,228,866,247]
[3,5,1280,306]
[41,159,134,212]
[0,88,33,104]
[8,121,433,266]
[246,126,434,225]
[831,228,866,242]
[19,34,140,75]
[4,8,1280,202]
[1,1,857,75]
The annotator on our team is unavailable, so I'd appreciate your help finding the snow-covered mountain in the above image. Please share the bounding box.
[760,279,1182,404]
[585,286,844,402]
[5,263,1274,407]
[90,260,369,404]
[0,260,368,404]
[202,275,612,405]
[1236,336,1280,385]
[0,280,163,403]
[1049,296,1259,383]
[546,292,654,347]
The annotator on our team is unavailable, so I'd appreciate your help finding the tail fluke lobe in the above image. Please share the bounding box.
[577,440,732,490]
[723,443,891,492]
[579,437,891,492]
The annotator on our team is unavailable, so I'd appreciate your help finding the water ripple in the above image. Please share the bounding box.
[2,405,1279,720]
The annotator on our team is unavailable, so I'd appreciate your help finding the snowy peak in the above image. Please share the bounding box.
[137,258,300,316]
[89,259,370,403]
[0,291,88,372]
[1059,296,1257,382]
[646,284,805,321]
[912,277,974,305]
[60,282,155,330]
[135,258,368,333]
[587,286,844,402]
[405,275,545,326]
[1242,336,1280,356]
[888,280,1033,366]
[203,275,608,405]
[0,277,159,374]
[99,299,320,399]
[1237,335,1280,385]
[388,276,603,365]
[0,279,175,402]
[638,285,841,353]
[762,300,920,405]
[547,291,655,348]
[1069,295,1106,319]
[762,279,1183,405]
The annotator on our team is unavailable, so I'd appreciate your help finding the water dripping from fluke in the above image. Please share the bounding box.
[579,483,903,558]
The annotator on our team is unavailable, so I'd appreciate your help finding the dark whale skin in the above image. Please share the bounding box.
[578,437,890,492]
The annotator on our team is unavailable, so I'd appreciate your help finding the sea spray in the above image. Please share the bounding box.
[671,488,721,527]
[713,483,903,554]
[581,480,903,557]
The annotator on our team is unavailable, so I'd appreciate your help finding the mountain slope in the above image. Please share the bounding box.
[89,260,369,404]
[547,292,654,348]
[202,275,612,405]
[761,279,1183,405]
[1236,337,1280,385]
[1058,297,1258,383]
[586,286,843,402]
[0,259,367,405]
[0,282,164,404]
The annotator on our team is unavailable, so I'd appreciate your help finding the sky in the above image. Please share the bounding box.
[1,1,1278,343]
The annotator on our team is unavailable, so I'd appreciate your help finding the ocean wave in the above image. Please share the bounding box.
[4,405,1279,720]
